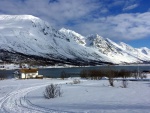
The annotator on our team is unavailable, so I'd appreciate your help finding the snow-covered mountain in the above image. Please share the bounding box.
[0,15,150,65]
[59,28,86,46]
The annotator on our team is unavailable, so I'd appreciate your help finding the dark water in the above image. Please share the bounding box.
[0,65,150,78]
[39,65,150,78]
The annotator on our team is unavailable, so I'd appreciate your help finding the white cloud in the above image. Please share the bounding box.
[0,0,100,27]
[0,0,149,42]
[123,4,139,11]
[72,12,150,41]
[108,0,124,8]
[100,9,109,14]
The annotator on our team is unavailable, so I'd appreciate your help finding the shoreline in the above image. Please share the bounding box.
[0,63,150,70]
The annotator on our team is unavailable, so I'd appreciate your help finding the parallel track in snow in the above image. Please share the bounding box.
[0,82,70,113]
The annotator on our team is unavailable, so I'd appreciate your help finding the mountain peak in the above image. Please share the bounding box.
[60,28,85,39]
[59,27,67,32]
[119,42,132,48]
[87,34,103,39]
[59,28,86,45]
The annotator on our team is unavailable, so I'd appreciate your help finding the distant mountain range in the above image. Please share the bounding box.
[0,15,150,65]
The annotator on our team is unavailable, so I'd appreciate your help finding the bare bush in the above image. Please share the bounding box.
[80,67,134,88]
[106,70,115,87]
[143,74,147,79]
[132,70,140,79]
[73,79,80,84]
[0,71,9,80]
[122,80,128,88]
[89,70,103,80]
[44,84,62,99]
[117,70,132,78]
[108,78,114,87]
[60,71,67,80]
[80,70,89,79]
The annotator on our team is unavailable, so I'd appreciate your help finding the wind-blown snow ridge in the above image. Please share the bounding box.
[0,15,39,21]
[59,28,86,46]
[0,15,150,65]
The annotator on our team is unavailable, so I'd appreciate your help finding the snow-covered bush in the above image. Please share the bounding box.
[122,80,128,88]
[73,79,80,84]
[108,77,114,87]
[44,84,62,99]
[140,73,147,79]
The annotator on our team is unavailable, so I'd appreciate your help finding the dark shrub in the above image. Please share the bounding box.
[80,70,89,79]
[44,84,62,99]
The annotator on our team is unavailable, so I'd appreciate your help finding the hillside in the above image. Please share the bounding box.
[0,15,150,65]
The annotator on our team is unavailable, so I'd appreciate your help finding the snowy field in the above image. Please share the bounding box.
[0,78,150,113]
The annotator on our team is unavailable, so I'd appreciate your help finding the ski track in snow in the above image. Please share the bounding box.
[0,82,70,113]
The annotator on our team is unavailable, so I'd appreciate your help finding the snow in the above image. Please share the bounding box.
[0,78,150,113]
[0,15,150,64]
[0,64,19,70]
[59,28,86,46]
[0,15,110,63]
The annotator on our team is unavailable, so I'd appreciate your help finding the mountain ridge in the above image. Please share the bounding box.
[0,15,150,65]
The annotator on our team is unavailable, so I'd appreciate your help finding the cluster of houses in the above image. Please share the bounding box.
[14,68,43,79]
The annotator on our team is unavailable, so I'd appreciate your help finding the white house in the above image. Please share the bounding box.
[19,68,39,79]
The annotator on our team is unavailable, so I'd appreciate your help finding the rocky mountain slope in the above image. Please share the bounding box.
[0,15,150,65]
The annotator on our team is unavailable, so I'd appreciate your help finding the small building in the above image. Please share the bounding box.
[19,68,40,79]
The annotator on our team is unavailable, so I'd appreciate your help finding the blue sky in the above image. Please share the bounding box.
[0,0,150,48]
